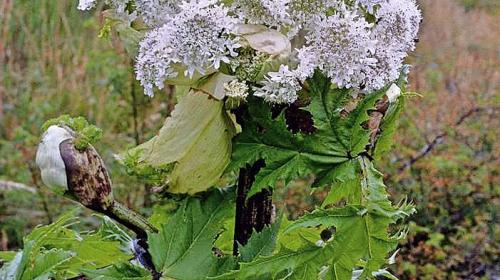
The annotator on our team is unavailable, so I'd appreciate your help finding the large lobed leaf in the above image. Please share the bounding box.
[148,189,237,279]
[217,158,414,280]
[228,71,389,196]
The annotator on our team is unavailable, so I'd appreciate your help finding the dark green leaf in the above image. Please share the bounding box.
[148,189,235,279]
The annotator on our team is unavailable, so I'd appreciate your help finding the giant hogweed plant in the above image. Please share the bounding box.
[0,0,422,279]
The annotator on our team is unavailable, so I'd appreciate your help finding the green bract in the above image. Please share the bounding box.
[41,115,103,150]
[127,90,236,194]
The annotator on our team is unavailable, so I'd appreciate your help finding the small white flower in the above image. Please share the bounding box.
[77,0,97,10]
[135,0,182,27]
[78,0,130,12]
[357,0,385,13]
[78,0,137,24]
[254,65,301,104]
[232,0,291,28]
[295,46,318,81]
[224,80,249,100]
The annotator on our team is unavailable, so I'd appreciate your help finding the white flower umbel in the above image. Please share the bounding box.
[135,0,240,96]
[232,0,335,36]
[304,6,377,89]
[224,80,249,100]
[362,47,405,91]
[254,65,301,104]
[362,0,421,91]
[35,126,74,195]
[135,0,181,27]
[373,0,422,52]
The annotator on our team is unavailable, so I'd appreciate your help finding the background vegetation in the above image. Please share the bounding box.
[0,0,498,279]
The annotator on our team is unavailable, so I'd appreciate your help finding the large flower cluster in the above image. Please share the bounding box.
[134,0,240,96]
[299,6,377,89]
[78,0,421,103]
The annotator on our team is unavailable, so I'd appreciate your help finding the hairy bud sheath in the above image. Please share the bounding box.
[36,125,157,236]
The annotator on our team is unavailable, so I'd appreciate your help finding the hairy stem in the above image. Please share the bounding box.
[106,201,158,239]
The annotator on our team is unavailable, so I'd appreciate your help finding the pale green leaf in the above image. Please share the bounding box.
[130,90,237,194]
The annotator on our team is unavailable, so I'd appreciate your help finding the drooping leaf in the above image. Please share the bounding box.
[148,189,236,279]
[195,72,236,100]
[128,91,237,194]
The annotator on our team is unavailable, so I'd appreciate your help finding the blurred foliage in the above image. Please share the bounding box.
[0,0,171,250]
[0,0,498,279]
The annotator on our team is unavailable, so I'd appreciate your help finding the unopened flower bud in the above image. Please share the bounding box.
[37,125,113,209]
[36,125,157,236]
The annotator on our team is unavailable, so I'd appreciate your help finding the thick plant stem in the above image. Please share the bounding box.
[106,201,158,238]
[104,202,160,279]
[233,159,273,255]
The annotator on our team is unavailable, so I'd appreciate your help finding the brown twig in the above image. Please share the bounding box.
[395,106,497,175]
[0,180,37,193]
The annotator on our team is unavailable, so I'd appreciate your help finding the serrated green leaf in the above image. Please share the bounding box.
[24,248,73,280]
[239,216,282,262]
[129,91,237,194]
[218,242,324,280]
[229,72,386,196]
[372,94,405,160]
[148,189,236,279]
[82,263,151,280]
[0,211,138,280]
